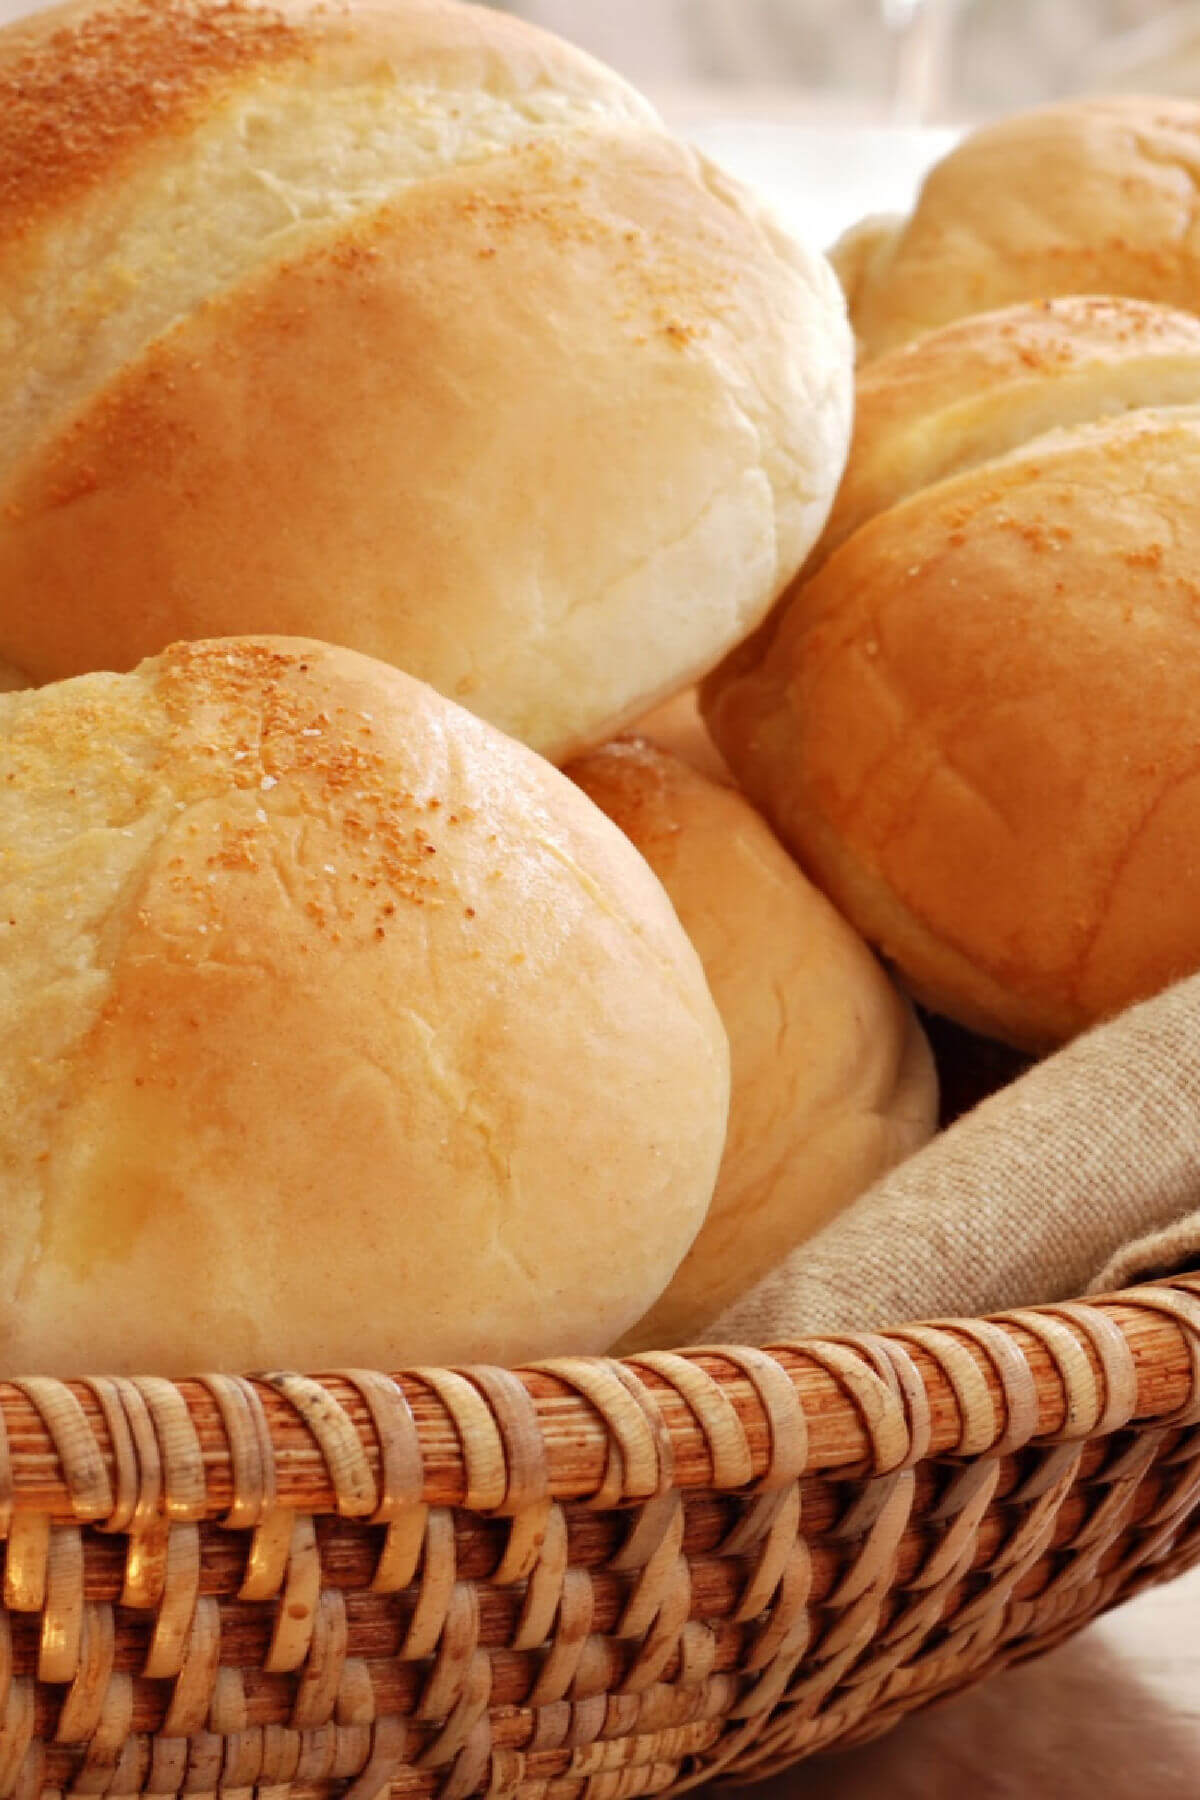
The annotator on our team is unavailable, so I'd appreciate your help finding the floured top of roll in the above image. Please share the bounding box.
[0,0,853,761]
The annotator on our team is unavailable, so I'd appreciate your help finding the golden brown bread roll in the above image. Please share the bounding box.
[567,738,937,1349]
[703,300,1200,1050]
[0,637,729,1376]
[0,0,852,763]
[818,296,1200,570]
[840,97,1200,360]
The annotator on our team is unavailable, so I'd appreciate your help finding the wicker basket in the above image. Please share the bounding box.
[0,1269,1198,1800]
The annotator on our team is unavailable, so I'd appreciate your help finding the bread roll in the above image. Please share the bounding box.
[0,0,852,764]
[567,738,937,1349]
[841,97,1200,360]
[0,637,729,1376]
[704,300,1200,1049]
[818,296,1200,570]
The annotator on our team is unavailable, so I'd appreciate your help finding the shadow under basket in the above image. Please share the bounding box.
[5,1029,1200,1799]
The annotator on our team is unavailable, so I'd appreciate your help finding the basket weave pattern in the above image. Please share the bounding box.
[2,1277,1200,1798]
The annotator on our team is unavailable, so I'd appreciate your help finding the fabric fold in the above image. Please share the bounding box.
[710,973,1200,1344]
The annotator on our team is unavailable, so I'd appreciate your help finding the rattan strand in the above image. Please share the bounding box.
[0,1277,1196,1796]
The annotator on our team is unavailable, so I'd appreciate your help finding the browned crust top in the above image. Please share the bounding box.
[0,0,307,233]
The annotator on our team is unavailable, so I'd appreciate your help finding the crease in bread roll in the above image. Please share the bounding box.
[0,0,658,485]
[705,295,1200,713]
[813,296,1200,572]
[567,736,937,1349]
[0,0,852,762]
[840,95,1200,359]
[0,636,729,1375]
[703,298,1200,1051]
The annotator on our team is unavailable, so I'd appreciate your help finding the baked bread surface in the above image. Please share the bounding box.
[569,736,937,1346]
[843,97,1200,359]
[0,0,852,760]
[704,300,1200,1048]
[0,637,730,1374]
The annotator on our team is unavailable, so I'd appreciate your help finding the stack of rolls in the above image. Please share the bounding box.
[0,0,946,1373]
[703,294,1200,1051]
[19,15,1200,1376]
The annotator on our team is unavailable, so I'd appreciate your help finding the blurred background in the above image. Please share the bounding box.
[489,1,1200,122]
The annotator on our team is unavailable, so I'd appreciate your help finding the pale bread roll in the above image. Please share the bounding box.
[0,637,729,1376]
[841,97,1200,360]
[704,300,1200,1049]
[0,0,851,762]
[567,738,937,1350]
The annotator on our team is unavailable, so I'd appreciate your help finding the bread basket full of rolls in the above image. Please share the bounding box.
[5,6,1200,1794]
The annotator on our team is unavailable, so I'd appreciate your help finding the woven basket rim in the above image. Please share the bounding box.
[2,1273,1199,1798]
[3,1272,1198,1526]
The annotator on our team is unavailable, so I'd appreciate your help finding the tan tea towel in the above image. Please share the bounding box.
[711,972,1200,1343]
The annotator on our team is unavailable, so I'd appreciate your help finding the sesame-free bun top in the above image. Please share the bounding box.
[0,637,729,1377]
[0,0,852,762]
[703,298,1200,1050]
[841,97,1200,360]
[568,738,937,1349]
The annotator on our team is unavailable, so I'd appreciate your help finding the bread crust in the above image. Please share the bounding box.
[706,403,1200,1049]
[0,0,851,761]
[569,736,936,1345]
[819,296,1200,569]
[0,0,646,235]
[848,96,1200,358]
[0,637,729,1374]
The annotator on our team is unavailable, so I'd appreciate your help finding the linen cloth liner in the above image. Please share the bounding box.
[710,970,1200,1343]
